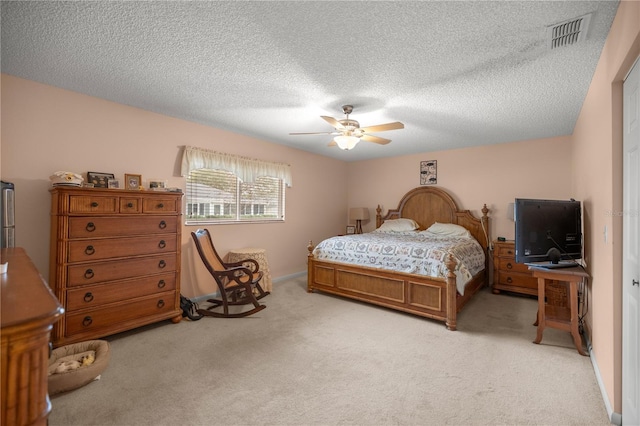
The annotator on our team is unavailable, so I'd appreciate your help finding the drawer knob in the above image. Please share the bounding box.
[506,263,513,269]
[157,279,166,288]
[82,316,93,327]
[158,260,166,269]
[84,268,94,279]
[158,240,166,249]
[157,203,164,209]
[84,292,94,302]
[507,250,513,255]
[157,299,165,308]
[91,202,99,208]
[86,222,96,232]
[85,245,95,255]
[127,202,134,208]
[159,220,167,229]
[507,277,513,284]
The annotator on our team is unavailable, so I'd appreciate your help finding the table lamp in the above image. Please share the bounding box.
[349,207,370,234]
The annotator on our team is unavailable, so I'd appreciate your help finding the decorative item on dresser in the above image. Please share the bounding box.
[49,186,183,348]
[492,240,538,296]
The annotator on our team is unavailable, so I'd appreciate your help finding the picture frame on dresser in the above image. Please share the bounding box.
[87,171,115,188]
[125,173,142,190]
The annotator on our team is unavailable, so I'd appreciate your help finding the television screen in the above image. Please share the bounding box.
[514,198,582,267]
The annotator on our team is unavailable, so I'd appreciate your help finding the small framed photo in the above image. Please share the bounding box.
[149,180,166,190]
[87,171,115,188]
[108,179,120,189]
[346,225,356,235]
[420,160,437,185]
[124,174,142,190]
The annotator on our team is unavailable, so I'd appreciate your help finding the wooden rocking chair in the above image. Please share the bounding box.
[191,229,269,318]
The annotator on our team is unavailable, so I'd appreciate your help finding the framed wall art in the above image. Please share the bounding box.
[420,160,437,185]
[124,174,142,190]
[87,171,115,188]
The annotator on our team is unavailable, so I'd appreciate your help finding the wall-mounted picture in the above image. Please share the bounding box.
[346,225,356,235]
[420,160,437,185]
[124,174,142,190]
[87,171,115,188]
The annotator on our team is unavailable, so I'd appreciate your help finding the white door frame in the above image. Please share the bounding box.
[622,56,640,426]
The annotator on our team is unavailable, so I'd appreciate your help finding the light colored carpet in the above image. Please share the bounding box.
[48,275,609,426]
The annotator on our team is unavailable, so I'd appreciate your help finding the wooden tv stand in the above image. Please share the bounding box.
[529,265,589,356]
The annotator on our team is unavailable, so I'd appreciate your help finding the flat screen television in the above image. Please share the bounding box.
[514,198,582,268]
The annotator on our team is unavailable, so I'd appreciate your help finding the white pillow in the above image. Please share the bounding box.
[423,222,472,238]
[374,218,419,233]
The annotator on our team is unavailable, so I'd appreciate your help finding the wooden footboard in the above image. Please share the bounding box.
[307,244,484,330]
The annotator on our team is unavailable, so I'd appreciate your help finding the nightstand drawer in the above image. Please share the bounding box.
[496,244,516,257]
[496,271,538,290]
[498,258,530,274]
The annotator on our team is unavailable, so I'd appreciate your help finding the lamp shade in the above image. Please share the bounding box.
[334,135,360,150]
[349,207,370,221]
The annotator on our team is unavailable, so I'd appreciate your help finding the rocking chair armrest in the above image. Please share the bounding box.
[223,258,260,272]
[212,266,254,280]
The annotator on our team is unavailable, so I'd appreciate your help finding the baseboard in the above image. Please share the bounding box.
[192,271,306,304]
[272,270,306,283]
[584,333,622,425]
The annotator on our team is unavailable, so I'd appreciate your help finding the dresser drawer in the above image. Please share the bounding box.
[120,197,142,213]
[68,234,177,262]
[66,273,176,311]
[498,258,530,274]
[142,197,179,213]
[68,195,118,213]
[68,216,177,238]
[65,291,176,336]
[67,255,177,287]
[496,271,538,291]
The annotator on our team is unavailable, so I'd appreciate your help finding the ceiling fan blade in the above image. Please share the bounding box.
[289,131,336,135]
[361,134,391,145]
[321,116,345,130]
[328,140,337,147]
[360,121,404,133]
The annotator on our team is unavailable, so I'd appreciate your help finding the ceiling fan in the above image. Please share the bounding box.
[290,105,404,150]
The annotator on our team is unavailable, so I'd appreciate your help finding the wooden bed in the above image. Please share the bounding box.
[307,186,490,330]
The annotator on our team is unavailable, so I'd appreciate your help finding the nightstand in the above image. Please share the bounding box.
[492,240,538,296]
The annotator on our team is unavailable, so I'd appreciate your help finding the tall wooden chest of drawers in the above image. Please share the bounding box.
[492,240,538,297]
[49,187,183,347]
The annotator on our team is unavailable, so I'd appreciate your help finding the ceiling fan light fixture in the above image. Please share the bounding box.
[334,135,360,150]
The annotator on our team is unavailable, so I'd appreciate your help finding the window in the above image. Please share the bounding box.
[186,169,284,224]
[181,146,292,225]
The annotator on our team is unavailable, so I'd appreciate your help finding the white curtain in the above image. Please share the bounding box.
[180,146,293,187]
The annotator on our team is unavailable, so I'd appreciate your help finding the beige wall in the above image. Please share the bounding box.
[347,137,573,240]
[571,0,640,415]
[0,75,348,297]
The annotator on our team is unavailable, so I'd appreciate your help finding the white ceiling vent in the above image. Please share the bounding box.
[547,13,592,49]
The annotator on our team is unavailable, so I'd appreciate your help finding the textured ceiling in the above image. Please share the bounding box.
[1,1,619,162]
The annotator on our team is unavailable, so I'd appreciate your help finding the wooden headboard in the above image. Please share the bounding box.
[375,186,490,252]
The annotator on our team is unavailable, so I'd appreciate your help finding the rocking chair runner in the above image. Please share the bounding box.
[191,229,269,318]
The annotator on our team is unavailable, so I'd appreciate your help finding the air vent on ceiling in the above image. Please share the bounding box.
[547,13,592,49]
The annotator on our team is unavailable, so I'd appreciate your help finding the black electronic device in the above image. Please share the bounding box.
[514,198,582,268]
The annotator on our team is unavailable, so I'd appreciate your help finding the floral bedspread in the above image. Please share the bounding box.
[312,232,486,295]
